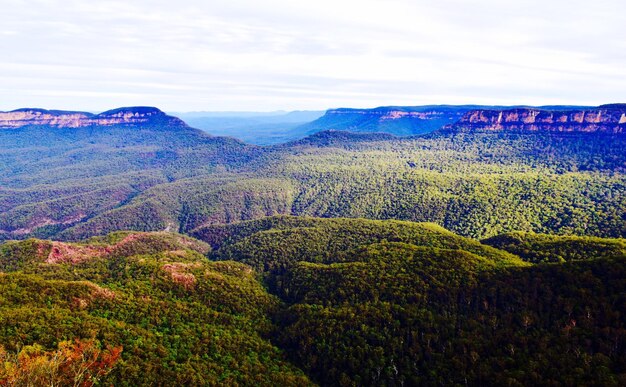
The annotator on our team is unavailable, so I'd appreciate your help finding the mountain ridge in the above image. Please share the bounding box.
[446,105,626,134]
[2,104,623,139]
[296,105,476,137]
[0,106,187,129]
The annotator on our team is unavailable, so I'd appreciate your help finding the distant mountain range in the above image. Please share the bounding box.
[172,110,325,145]
[296,105,480,137]
[170,104,619,144]
[296,104,626,138]
[445,104,626,134]
[1,103,624,243]
[3,104,623,144]
[0,106,185,128]
[172,106,477,143]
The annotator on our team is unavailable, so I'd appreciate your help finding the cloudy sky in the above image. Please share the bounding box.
[1,0,624,112]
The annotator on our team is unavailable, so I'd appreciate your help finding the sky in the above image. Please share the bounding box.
[1,0,625,112]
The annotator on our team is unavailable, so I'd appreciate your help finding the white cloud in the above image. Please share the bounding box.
[0,0,624,111]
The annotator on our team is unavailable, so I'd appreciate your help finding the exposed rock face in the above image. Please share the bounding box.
[451,105,626,134]
[46,241,110,264]
[39,232,209,266]
[0,106,186,128]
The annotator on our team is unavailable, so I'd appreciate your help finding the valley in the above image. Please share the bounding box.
[0,103,625,385]
[1,105,624,243]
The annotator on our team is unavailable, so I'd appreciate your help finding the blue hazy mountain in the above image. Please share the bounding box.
[172,110,324,145]
[175,105,595,145]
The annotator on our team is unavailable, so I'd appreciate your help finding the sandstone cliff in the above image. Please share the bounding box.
[450,105,626,134]
[0,106,186,128]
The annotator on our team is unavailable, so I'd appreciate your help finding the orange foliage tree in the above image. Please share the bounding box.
[0,339,122,386]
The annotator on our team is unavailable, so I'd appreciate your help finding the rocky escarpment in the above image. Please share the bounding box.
[0,106,187,128]
[298,106,478,136]
[449,105,626,134]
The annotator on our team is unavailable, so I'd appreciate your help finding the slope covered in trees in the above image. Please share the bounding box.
[1,109,625,242]
[297,105,479,136]
[203,217,626,386]
[205,216,525,270]
[0,232,311,385]
[482,231,626,263]
[1,219,624,385]
[276,251,626,386]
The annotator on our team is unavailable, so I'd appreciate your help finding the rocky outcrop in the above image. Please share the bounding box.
[0,106,186,128]
[450,105,626,134]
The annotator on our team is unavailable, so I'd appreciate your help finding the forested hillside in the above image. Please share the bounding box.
[482,231,626,263]
[1,220,624,385]
[0,108,265,242]
[2,109,624,242]
[0,231,311,385]
[202,217,626,386]
[296,105,477,136]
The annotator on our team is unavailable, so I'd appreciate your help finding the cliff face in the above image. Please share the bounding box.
[0,107,186,128]
[452,105,626,134]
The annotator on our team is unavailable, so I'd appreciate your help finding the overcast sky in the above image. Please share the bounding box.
[1,0,624,112]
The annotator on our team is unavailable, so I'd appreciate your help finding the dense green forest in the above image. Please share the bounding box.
[204,217,626,386]
[2,122,624,242]
[1,109,625,385]
[1,219,624,385]
[482,232,626,263]
[0,232,311,385]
